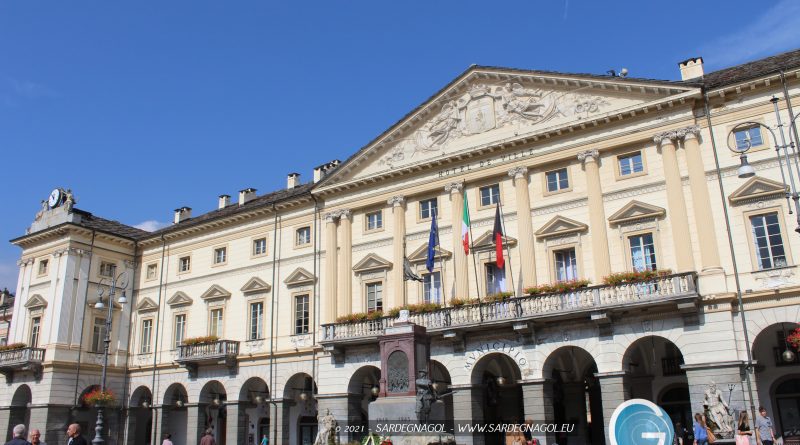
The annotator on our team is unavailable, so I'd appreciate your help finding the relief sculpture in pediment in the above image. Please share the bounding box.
[380,82,611,168]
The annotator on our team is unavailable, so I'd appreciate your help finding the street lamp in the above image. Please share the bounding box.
[91,271,129,445]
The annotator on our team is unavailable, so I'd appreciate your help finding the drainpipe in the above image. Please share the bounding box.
[703,91,757,420]
[311,195,321,403]
[119,240,139,445]
[269,203,279,445]
[150,235,168,444]
[72,230,96,412]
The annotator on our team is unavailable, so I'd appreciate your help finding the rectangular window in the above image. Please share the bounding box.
[751,212,787,270]
[213,247,227,264]
[179,256,191,273]
[480,184,501,207]
[554,248,578,281]
[30,316,41,348]
[91,317,107,353]
[423,272,442,304]
[174,314,186,348]
[735,125,764,151]
[629,233,657,271]
[295,295,310,335]
[146,263,158,280]
[485,263,506,294]
[38,259,48,276]
[253,238,268,256]
[545,168,570,192]
[209,309,223,337]
[99,261,117,278]
[366,210,383,231]
[618,152,644,176]
[296,227,311,246]
[249,302,264,340]
[366,282,383,313]
[140,319,152,354]
[419,198,438,220]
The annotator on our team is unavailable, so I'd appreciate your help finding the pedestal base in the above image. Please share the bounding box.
[368,396,454,445]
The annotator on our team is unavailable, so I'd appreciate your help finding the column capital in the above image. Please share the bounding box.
[324,212,340,223]
[653,130,678,145]
[387,195,405,207]
[337,209,352,221]
[676,125,701,141]
[507,166,528,180]
[577,149,599,163]
[444,182,463,194]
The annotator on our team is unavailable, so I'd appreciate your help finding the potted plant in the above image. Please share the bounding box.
[787,327,800,350]
[182,335,219,346]
[0,342,27,352]
[82,388,116,407]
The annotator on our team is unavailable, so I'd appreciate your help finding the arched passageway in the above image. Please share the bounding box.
[198,380,227,445]
[283,373,318,445]
[236,377,269,445]
[753,322,800,439]
[470,352,524,445]
[7,385,31,442]
[127,386,153,445]
[161,383,188,445]
[346,366,381,443]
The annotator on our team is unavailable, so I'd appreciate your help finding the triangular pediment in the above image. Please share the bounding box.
[472,230,518,251]
[408,243,452,264]
[316,67,697,191]
[136,297,159,313]
[729,176,788,205]
[240,277,271,294]
[200,284,231,301]
[285,268,316,287]
[535,215,589,239]
[352,253,392,274]
[24,294,47,309]
[166,291,193,307]
[608,200,666,225]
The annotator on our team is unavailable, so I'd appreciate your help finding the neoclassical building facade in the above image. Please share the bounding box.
[4,49,800,445]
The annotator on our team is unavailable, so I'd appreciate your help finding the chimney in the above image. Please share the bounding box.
[173,207,192,224]
[218,194,230,209]
[287,173,300,190]
[678,57,704,80]
[239,188,257,206]
[313,159,341,183]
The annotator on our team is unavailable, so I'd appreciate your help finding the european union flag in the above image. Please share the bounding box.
[426,208,438,273]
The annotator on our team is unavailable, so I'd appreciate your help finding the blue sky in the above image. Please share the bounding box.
[1,0,799,290]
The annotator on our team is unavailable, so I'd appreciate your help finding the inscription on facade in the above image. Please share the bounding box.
[463,340,529,371]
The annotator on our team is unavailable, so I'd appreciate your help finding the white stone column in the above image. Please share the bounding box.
[388,196,406,308]
[445,182,469,300]
[323,212,339,324]
[337,209,353,317]
[578,150,612,281]
[508,166,537,287]
[655,131,696,273]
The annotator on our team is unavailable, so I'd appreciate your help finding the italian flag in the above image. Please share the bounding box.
[462,192,470,255]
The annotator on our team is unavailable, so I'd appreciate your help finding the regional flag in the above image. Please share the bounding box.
[426,208,438,273]
[493,204,504,268]
[462,192,470,255]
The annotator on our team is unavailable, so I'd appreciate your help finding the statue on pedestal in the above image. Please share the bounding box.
[415,370,436,423]
[703,382,734,437]
[313,409,337,445]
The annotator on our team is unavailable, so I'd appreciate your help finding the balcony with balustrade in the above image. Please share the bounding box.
[175,339,239,378]
[0,346,45,383]
[321,272,699,349]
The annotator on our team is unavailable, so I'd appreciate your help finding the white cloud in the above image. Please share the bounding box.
[133,220,169,232]
[0,262,19,292]
[701,0,800,69]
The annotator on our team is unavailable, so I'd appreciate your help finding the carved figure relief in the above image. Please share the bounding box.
[379,81,613,168]
[387,350,410,393]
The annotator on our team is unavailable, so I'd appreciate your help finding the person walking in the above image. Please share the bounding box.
[736,411,754,445]
[5,424,31,445]
[65,424,87,445]
[199,429,216,445]
[694,413,710,445]
[161,433,173,445]
[755,407,776,445]
[29,429,46,445]
[259,434,268,445]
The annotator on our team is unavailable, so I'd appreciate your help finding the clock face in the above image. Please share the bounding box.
[48,189,62,208]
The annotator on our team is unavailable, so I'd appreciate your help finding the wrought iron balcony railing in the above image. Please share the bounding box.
[0,347,45,382]
[322,272,698,344]
[175,340,239,378]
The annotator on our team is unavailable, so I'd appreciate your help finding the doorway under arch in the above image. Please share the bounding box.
[346,366,381,443]
[161,383,188,445]
[753,322,800,437]
[283,373,318,445]
[7,385,31,442]
[127,386,153,445]
[470,352,524,445]
[198,380,228,445]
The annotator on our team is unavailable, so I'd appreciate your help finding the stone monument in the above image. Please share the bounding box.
[703,382,736,442]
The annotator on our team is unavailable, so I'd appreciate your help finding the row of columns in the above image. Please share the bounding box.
[321,125,722,323]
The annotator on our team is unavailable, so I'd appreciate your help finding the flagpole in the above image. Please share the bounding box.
[498,198,516,295]
[403,237,408,305]
[435,208,446,305]
[464,183,482,301]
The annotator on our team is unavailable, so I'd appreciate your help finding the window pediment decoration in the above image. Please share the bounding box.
[535,215,588,239]
[166,291,193,307]
[136,297,159,313]
[24,294,47,310]
[352,253,392,274]
[200,284,231,302]
[728,176,787,205]
[240,277,271,294]
[608,200,666,226]
[407,243,452,264]
[285,268,316,287]
[472,230,518,251]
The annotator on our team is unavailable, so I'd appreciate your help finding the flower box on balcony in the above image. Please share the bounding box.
[525,279,591,296]
[181,335,219,346]
[602,269,672,286]
[0,343,27,352]
[386,302,442,317]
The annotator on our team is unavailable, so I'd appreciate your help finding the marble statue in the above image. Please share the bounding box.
[313,409,337,445]
[703,382,734,436]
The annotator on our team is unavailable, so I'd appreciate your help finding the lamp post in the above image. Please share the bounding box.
[91,271,129,445]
